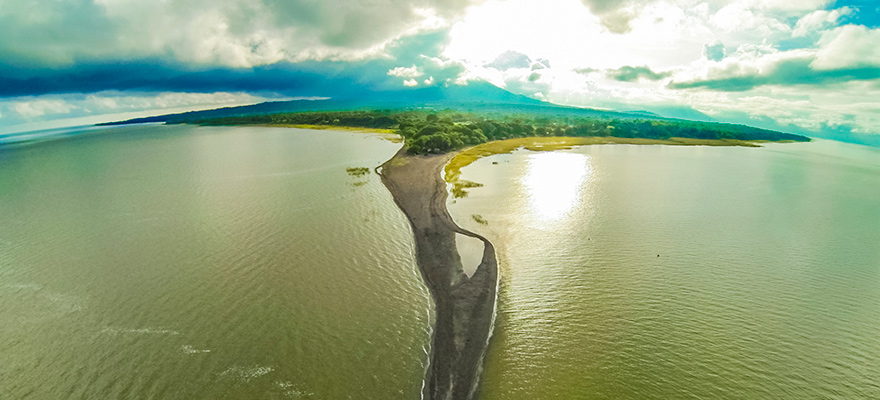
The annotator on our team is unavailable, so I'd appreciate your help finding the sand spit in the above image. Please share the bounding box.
[378,147,498,400]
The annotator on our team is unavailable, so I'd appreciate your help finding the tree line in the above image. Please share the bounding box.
[182,109,810,154]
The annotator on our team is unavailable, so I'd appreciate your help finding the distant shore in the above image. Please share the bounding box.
[444,135,777,182]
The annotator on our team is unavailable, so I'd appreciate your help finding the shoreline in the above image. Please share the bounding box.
[444,135,774,183]
[378,146,498,400]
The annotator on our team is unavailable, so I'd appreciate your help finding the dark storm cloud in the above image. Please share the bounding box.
[0,31,460,97]
[0,61,378,97]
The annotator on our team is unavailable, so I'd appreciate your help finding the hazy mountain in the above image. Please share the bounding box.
[103,81,688,126]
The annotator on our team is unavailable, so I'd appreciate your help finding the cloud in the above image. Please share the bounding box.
[0,31,467,97]
[388,66,423,78]
[2,92,273,119]
[0,91,275,133]
[608,65,671,82]
[573,67,600,75]
[670,58,880,91]
[573,65,670,82]
[12,99,75,118]
[792,8,852,37]
[710,3,790,36]
[813,25,880,70]
[578,0,834,36]
[671,25,880,92]
[674,79,880,139]
[385,54,468,86]
[485,51,532,70]
[0,0,487,68]
[532,58,551,69]
[578,0,641,34]
[0,60,360,97]
[415,55,468,85]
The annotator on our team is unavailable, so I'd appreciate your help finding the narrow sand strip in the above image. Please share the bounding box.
[379,147,498,400]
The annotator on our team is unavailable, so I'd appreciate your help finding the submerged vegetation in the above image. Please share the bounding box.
[346,167,371,188]
[346,167,371,177]
[451,179,484,199]
[177,108,809,155]
[472,214,488,225]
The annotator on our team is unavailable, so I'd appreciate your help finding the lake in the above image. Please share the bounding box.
[448,140,880,399]
[3,125,879,399]
[0,125,433,399]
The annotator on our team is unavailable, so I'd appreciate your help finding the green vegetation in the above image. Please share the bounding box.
[395,111,808,154]
[346,167,371,177]
[444,136,765,186]
[451,180,484,199]
[471,214,488,225]
[194,111,399,130]
[181,109,809,156]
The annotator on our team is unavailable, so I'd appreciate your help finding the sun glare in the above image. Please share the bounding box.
[445,0,599,68]
[523,152,590,221]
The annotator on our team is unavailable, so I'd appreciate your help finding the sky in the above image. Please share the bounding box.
[1,0,878,143]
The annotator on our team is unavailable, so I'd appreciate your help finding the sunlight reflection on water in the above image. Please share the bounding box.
[523,152,590,221]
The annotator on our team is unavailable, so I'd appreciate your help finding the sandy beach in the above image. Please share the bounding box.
[378,147,498,400]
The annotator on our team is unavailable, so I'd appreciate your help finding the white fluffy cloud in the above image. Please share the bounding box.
[793,8,852,37]
[813,25,880,70]
[573,0,834,35]
[388,66,424,79]
[12,100,75,119]
[710,2,790,36]
[388,54,468,87]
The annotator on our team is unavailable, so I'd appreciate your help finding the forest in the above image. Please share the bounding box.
[183,109,810,154]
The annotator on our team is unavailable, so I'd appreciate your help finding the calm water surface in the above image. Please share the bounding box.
[448,141,880,399]
[0,125,433,399]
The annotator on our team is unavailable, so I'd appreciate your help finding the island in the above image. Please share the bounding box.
[104,107,810,400]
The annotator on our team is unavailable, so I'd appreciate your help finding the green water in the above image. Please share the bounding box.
[448,141,880,399]
[0,125,433,399]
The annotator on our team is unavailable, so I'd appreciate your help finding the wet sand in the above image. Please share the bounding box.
[378,147,498,400]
